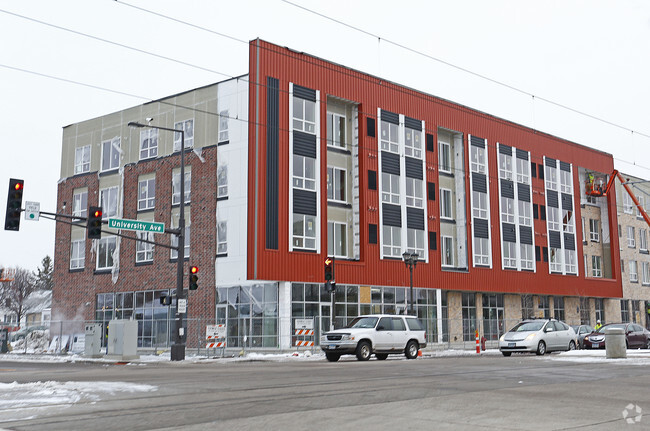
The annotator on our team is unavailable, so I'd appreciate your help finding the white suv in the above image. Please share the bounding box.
[320,314,427,362]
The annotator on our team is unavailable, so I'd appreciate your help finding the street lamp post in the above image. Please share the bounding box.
[128,121,186,361]
[402,252,419,315]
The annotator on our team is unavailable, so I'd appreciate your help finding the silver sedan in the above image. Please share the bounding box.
[499,319,578,356]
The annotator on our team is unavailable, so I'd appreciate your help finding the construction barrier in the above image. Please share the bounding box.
[294,329,314,347]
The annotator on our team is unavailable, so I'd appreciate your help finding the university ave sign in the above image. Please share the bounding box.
[108,218,165,233]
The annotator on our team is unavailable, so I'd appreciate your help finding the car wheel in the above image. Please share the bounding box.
[536,341,546,356]
[568,340,576,351]
[375,353,388,360]
[502,351,512,357]
[404,340,419,359]
[325,353,340,362]
[356,341,372,361]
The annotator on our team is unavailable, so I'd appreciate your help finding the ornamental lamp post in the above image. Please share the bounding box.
[402,251,419,316]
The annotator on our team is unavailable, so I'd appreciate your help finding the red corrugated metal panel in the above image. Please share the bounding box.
[247,39,622,299]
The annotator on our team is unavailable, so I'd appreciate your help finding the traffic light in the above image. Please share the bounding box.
[4,178,24,231]
[87,206,103,239]
[160,293,172,306]
[189,265,199,290]
[324,257,333,281]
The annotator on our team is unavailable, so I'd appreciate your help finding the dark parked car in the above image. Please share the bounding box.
[570,324,594,349]
[582,323,650,349]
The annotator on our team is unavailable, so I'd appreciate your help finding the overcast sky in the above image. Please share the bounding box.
[1,0,649,271]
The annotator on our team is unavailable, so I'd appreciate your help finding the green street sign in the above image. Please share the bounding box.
[108,218,165,233]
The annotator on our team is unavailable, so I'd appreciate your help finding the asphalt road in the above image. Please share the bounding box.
[0,354,648,430]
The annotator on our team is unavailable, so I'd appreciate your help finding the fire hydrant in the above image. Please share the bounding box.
[480,336,487,351]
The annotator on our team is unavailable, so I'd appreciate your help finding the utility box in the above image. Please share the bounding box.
[84,324,102,357]
[107,319,139,360]
[0,328,8,353]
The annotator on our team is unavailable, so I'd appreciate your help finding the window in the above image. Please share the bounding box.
[629,260,638,282]
[474,237,490,266]
[327,113,346,149]
[440,188,453,219]
[442,236,454,267]
[640,229,648,251]
[328,221,347,258]
[516,157,529,184]
[97,236,117,270]
[139,128,158,160]
[172,171,191,205]
[560,169,572,194]
[503,241,517,268]
[405,178,423,208]
[136,232,154,263]
[637,195,645,218]
[498,152,513,180]
[562,209,574,233]
[99,187,118,219]
[545,165,557,191]
[219,110,229,143]
[461,293,477,341]
[623,192,634,214]
[137,177,155,211]
[472,191,488,219]
[642,262,650,285]
[74,145,91,174]
[589,219,600,242]
[553,297,565,321]
[174,119,194,150]
[582,217,586,242]
[628,226,636,248]
[382,225,401,258]
[521,244,534,270]
[621,300,630,323]
[501,197,515,224]
[70,239,85,269]
[470,145,486,174]
[380,121,399,153]
[550,247,562,272]
[217,165,228,198]
[101,138,120,172]
[404,127,422,158]
[407,228,425,258]
[293,96,315,134]
[327,167,346,202]
[72,190,87,221]
[547,206,559,231]
[217,221,227,255]
[564,249,576,274]
[438,141,451,173]
[382,173,400,204]
[518,201,531,226]
[170,226,190,259]
[591,255,602,277]
[293,155,316,191]
[293,214,316,250]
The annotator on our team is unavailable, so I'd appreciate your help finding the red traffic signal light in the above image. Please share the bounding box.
[189,266,199,290]
[14,182,23,191]
[4,178,24,231]
[87,206,103,239]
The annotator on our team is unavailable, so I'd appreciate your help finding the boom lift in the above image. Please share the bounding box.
[586,169,650,228]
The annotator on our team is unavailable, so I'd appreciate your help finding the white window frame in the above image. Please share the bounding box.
[623,192,634,214]
[70,238,85,270]
[292,214,316,250]
[546,206,560,231]
[582,217,586,242]
[470,145,486,174]
[516,157,529,184]
[292,97,316,134]
[404,127,422,159]
[382,225,401,258]
[589,219,600,242]
[101,138,120,172]
[139,128,158,160]
[564,249,576,274]
[560,169,572,194]
[518,200,531,226]
[293,155,316,191]
[136,231,154,263]
[170,226,190,259]
[380,121,399,154]
[381,173,400,205]
[472,191,488,219]
[630,260,638,282]
[642,262,650,286]
[406,228,425,258]
[500,196,515,224]
[99,186,119,220]
[328,221,348,258]
[74,145,91,174]
[72,190,88,221]
[96,236,117,270]
[498,152,513,181]
[545,165,557,191]
[405,178,423,208]
[503,241,517,269]
[640,228,648,251]
[327,112,346,149]
[628,226,636,248]
[172,171,191,205]
[219,110,229,143]
[217,220,227,255]
[520,244,534,270]
[562,209,574,233]
[637,195,645,218]
[174,119,194,151]
[440,188,453,220]
[591,255,602,278]
[442,236,454,267]
[473,237,490,266]
[327,166,347,203]
[137,177,155,211]
[217,165,228,198]
[438,141,451,173]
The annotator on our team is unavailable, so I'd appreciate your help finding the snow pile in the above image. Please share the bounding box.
[10,330,50,354]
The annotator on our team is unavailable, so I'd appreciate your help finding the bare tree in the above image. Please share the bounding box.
[0,268,36,324]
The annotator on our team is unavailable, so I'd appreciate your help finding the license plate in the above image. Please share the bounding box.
[508,342,515,348]
[593,343,599,348]
[329,344,336,349]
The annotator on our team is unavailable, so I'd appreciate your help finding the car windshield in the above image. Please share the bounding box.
[347,316,379,329]
[597,324,625,334]
[510,321,545,332]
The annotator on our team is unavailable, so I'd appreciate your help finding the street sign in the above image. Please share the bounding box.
[177,298,187,314]
[206,324,226,339]
[108,218,164,233]
[24,201,40,221]
[295,318,314,330]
